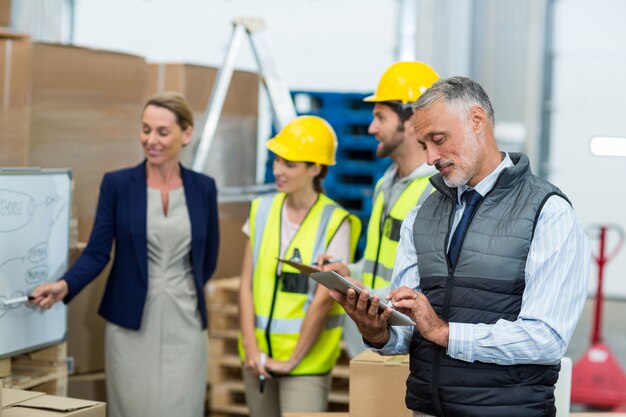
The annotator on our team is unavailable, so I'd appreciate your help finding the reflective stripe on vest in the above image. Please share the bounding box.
[362,176,433,289]
[240,192,361,375]
[251,195,274,265]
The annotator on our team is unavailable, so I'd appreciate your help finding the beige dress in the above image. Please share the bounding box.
[105,187,208,417]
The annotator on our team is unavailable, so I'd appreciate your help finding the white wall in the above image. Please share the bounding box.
[550,0,626,298]
[73,0,396,92]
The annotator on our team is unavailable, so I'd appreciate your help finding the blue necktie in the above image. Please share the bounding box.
[448,189,483,269]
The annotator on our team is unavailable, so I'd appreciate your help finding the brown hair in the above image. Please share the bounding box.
[306,163,329,194]
[143,91,194,130]
[380,102,413,128]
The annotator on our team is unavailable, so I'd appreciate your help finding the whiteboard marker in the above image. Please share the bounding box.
[2,296,34,306]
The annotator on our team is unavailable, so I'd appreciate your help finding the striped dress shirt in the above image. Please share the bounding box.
[370,152,591,365]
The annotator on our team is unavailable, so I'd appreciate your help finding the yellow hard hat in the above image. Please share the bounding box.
[363,61,439,105]
[266,115,337,166]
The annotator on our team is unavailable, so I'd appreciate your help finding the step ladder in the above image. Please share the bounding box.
[192,18,297,176]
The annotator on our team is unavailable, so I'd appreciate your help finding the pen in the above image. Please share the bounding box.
[2,295,34,306]
[315,258,343,266]
[259,352,266,394]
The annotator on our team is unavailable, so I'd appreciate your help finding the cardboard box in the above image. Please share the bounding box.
[1,388,105,416]
[0,30,30,167]
[145,63,259,186]
[349,350,411,417]
[0,0,11,27]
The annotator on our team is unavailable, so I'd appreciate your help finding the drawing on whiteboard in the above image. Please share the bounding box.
[0,192,67,288]
[0,189,36,232]
[0,169,71,358]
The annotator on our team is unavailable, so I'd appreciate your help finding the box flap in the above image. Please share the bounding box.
[350,350,410,365]
[15,396,101,412]
[2,390,45,408]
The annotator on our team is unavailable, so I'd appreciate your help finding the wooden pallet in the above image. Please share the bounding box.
[0,342,68,396]
[208,277,240,306]
[207,277,350,416]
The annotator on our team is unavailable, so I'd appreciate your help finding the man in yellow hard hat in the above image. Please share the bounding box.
[322,61,439,357]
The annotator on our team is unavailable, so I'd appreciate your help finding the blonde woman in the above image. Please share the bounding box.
[31,92,218,417]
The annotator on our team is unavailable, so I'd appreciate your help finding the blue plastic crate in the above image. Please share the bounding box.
[336,150,377,165]
[321,110,372,124]
[334,157,390,176]
[325,182,373,200]
[336,134,379,151]
[292,91,373,112]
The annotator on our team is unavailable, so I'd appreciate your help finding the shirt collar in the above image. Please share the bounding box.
[457,152,512,204]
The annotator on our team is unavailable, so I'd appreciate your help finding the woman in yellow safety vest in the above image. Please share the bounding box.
[238,115,361,417]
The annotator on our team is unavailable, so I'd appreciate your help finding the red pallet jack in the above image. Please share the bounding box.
[571,225,626,410]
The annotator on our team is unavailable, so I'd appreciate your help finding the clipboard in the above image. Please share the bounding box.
[310,271,416,327]
[276,258,321,275]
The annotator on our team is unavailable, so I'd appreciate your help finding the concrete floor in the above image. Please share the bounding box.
[566,298,626,412]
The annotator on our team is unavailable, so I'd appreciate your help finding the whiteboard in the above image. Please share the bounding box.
[0,168,71,358]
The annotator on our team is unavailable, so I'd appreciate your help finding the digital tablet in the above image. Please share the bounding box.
[310,271,416,327]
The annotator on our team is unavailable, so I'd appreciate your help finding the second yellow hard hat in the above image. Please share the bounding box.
[364,61,439,105]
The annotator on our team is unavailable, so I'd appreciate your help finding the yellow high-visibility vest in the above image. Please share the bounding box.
[239,192,361,375]
[362,176,433,289]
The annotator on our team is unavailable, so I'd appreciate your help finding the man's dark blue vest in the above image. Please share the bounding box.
[408,153,569,417]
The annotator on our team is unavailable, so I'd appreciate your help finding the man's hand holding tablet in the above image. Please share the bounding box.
[310,271,415,326]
